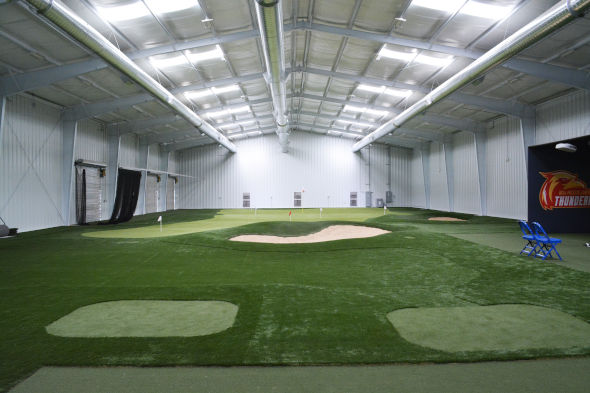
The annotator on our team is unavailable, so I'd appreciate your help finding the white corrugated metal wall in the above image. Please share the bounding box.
[177,132,411,209]
[452,132,480,215]
[486,116,527,219]
[119,133,139,168]
[0,95,64,231]
[536,90,590,144]
[428,141,449,211]
[410,149,426,208]
[76,119,107,164]
[389,146,411,207]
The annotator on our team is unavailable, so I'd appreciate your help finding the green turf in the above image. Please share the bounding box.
[388,304,590,352]
[46,300,238,337]
[1,208,589,392]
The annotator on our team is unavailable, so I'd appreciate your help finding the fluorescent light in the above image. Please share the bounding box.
[343,105,388,117]
[357,84,386,94]
[378,47,454,68]
[186,45,225,63]
[410,0,465,13]
[461,1,514,20]
[336,119,373,128]
[211,84,240,94]
[184,84,239,100]
[328,130,342,136]
[385,88,413,98]
[219,120,256,129]
[358,84,412,99]
[150,54,188,69]
[144,0,198,14]
[207,105,251,118]
[96,2,150,22]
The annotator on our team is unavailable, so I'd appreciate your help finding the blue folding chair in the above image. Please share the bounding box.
[518,220,537,256]
[531,222,562,261]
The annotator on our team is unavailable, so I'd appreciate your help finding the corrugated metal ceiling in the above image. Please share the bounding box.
[0,0,588,151]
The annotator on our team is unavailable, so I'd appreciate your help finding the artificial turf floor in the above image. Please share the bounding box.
[1,208,589,392]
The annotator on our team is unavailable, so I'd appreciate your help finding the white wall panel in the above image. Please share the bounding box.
[168,151,178,174]
[428,141,449,211]
[536,90,590,145]
[0,95,64,231]
[75,119,107,163]
[369,144,389,207]
[178,133,408,209]
[389,146,411,206]
[410,149,426,208]
[452,132,480,214]
[147,143,160,170]
[119,133,139,168]
[486,116,527,219]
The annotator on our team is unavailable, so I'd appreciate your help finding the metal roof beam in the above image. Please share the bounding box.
[297,22,590,92]
[65,72,263,120]
[300,67,533,117]
[163,126,276,152]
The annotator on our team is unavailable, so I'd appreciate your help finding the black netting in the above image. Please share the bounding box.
[75,168,87,225]
[109,169,141,224]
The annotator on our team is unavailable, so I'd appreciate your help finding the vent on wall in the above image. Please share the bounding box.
[294,192,302,207]
[350,192,357,207]
[243,193,250,208]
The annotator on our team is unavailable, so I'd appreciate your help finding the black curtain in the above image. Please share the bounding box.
[109,169,142,224]
[75,168,87,225]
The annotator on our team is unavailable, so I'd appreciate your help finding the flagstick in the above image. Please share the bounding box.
[160,220,162,232]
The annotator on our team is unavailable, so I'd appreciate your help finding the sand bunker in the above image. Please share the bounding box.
[46,300,238,337]
[428,217,466,222]
[230,225,389,244]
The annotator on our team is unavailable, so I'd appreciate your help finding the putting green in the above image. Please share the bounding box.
[83,208,389,239]
[388,304,590,352]
[46,300,238,337]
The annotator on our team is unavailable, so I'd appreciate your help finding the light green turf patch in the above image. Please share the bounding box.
[83,208,388,239]
[388,305,590,352]
[46,300,238,337]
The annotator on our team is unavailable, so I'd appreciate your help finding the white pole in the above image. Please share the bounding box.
[320,207,323,218]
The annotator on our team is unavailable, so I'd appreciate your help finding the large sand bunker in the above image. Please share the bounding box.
[230,225,390,244]
[428,217,466,222]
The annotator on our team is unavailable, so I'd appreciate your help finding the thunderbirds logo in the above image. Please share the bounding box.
[539,171,590,211]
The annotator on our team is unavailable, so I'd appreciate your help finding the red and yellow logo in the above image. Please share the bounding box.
[539,171,590,211]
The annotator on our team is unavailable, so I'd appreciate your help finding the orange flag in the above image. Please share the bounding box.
[289,211,292,216]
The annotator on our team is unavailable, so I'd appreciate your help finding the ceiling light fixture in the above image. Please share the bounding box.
[150,45,225,69]
[358,84,413,99]
[410,0,465,13]
[207,105,251,118]
[187,45,225,63]
[96,2,150,22]
[184,84,239,100]
[335,119,373,128]
[460,1,515,20]
[343,105,388,117]
[144,0,198,15]
[378,47,454,67]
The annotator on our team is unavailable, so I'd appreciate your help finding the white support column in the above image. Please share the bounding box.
[474,130,487,216]
[159,150,169,212]
[0,96,6,160]
[520,111,536,170]
[62,119,77,226]
[421,144,431,209]
[443,136,454,212]
[136,139,149,215]
[106,129,120,219]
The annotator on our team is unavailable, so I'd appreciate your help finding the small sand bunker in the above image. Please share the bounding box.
[428,217,466,222]
[230,225,389,244]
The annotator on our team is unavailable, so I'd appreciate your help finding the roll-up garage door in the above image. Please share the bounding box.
[145,174,159,213]
[166,177,175,211]
[76,166,104,223]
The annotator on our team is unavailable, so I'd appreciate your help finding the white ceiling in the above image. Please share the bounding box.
[0,0,589,151]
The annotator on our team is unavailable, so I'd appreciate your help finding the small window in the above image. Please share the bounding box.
[294,192,302,207]
[350,192,357,207]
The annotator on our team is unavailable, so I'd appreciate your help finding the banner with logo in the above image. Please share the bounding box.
[528,135,590,233]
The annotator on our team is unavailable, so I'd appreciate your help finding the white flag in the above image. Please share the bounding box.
[157,216,162,222]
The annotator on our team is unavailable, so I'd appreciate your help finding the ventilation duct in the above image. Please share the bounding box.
[254,0,290,153]
[352,0,590,152]
[23,0,237,153]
